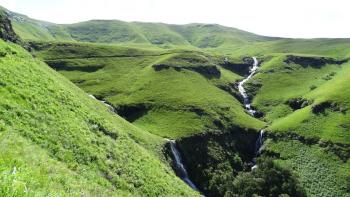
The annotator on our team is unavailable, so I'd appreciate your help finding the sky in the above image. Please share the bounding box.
[0,0,348,38]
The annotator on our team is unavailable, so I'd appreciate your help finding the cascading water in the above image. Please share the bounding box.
[236,57,265,169]
[168,140,199,190]
[89,94,116,113]
[238,57,259,116]
[251,129,265,170]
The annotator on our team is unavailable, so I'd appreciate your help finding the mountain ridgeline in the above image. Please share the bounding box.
[1,5,350,197]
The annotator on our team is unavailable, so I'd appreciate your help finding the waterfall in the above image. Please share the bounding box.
[251,129,265,170]
[89,94,199,190]
[168,140,199,190]
[237,57,259,116]
[236,57,266,170]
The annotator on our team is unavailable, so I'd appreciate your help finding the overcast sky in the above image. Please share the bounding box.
[0,0,348,38]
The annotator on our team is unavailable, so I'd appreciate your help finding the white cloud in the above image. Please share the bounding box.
[0,0,348,38]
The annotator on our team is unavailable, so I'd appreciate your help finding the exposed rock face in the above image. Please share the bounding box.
[285,55,346,68]
[164,127,259,196]
[220,62,251,76]
[220,57,254,76]
[0,12,21,43]
[153,64,221,79]
[46,60,105,72]
[312,101,347,114]
[286,98,309,110]
[115,103,149,122]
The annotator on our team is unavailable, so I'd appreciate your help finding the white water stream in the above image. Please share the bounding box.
[236,57,265,169]
[168,140,199,190]
[238,57,259,116]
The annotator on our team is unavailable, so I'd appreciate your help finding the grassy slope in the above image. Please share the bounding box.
[0,40,199,196]
[247,54,350,144]
[245,54,350,196]
[5,5,350,196]
[32,42,264,139]
[269,61,350,143]
[266,140,350,196]
[224,38,350,58]
[3,6,273,50]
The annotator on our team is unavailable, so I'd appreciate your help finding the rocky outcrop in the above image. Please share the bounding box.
[0,12,21,43]
[286,98,310,110]
[153,64,221,79]
[46,60,105,72]
[285,55,346,68]
[115,103,149,122]
[220,57,255,76]
[164,127,259,196]
[312,101,347,114]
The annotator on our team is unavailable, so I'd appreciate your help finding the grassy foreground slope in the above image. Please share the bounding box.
[0,40,199,196]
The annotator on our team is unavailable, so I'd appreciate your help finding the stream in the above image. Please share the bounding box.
[168,140,199,190]
[237,57,265,169]
[89,56,264,192]
[238,57,260,116]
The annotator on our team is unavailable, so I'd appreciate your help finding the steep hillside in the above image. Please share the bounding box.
[0,38,198,196]
[245,54,350,196]
[2,4,350,197]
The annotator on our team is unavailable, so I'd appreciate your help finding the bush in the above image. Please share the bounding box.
[225,157,306,197]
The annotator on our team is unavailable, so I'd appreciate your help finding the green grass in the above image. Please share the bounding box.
[266,139,350,197]
[3,5,350,196]
[245,54,350,144]
[31,41,265,139]
[0,39,199,196]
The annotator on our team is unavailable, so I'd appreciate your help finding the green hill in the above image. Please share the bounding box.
[0,24,198,197]
[1,6,274,50]
[31,41,266,138]
[1,5,350,197]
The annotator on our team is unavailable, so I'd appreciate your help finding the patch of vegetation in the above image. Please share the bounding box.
[0,39,199,196]
[31,42,264,139]
[226,157,306,197]
[266,140,350,197]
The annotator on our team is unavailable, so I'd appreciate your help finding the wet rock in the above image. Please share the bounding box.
[253,110,264,118]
